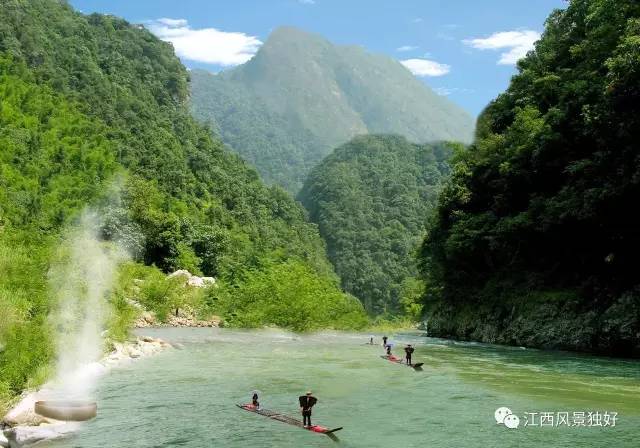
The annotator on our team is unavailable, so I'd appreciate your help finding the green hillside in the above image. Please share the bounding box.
[189,71,318,193]
[419,0,640,356]
[0,0,365,406]
[299,135,455,314]
[190,27,474,192]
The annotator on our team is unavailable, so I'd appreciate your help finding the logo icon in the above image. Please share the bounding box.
[495,407,519,429]
[504,413,520,429]
[495,407,512,424]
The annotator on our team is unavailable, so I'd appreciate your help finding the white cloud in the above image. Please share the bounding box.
[401,58,451,77]
[299,0,315,4]
[397,45,418,52]
[147,18,262,66]
[464,30,540,65]
[433,87,453,96]
[412,18,423,23]
[433,87,474,96]
[155,18,187,27]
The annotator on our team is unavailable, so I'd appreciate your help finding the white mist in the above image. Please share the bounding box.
[47,211,128,399]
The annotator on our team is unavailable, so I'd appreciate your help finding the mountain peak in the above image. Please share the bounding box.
[257,26,330,58]
[191,28,474,192]
[265,26,325,43]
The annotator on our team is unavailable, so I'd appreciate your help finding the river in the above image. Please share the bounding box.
[43,328,640,448]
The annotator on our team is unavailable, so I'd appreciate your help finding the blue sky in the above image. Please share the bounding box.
[70,0,566,116]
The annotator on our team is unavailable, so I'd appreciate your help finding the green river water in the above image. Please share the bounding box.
[44,328,640,448]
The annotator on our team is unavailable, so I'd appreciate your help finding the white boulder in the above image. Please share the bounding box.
[167,270,215,288]
[2,393,48,427]
[2,337,173,447]
[186,276,204,287]
[167,269,191,279]
[3,422,79,447]
[125,298,144,309]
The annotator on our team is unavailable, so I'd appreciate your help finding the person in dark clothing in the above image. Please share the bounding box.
[252,392,260,409]
[386,344,392,356]
[299,391,318,427]
[382,336,388,347]
[404,344,415,365]
[369,336,374,345]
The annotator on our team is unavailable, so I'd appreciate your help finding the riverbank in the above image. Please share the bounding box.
[1,336,172,448]
[364,317,417,333]
[424,293,640,358]
[133,308,221,329]
[39,328,640,448]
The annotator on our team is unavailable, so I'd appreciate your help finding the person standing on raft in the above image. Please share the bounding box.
[299,391,318,428]
[252,392,260,409]
[386,344,392,356]
[404,344,415,365]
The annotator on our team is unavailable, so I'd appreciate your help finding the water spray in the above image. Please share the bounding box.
[36,210,128,421]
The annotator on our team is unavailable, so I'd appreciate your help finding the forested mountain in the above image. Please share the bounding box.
[190,27,474,192]
[0,0,364,404]
[419,0,640,356]
[299,135,454,314]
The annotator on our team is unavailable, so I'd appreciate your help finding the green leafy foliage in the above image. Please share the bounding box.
[189,72,319,192]
[299,135,454,314]
[0,230,53,407]
[190,27,474,192]
[0,56,114,405]
[398,278,426,321]
[0,1,335,277]
[114,262,204,323]
[420,0,640,356]
[211,259,367,332]
[0,56,118,229]
[0,0,347,402]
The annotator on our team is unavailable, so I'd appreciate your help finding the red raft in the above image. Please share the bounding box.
[236,404,343,440]
[380,355,424,370]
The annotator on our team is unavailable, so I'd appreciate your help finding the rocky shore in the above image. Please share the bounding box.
[0,269,221,448]
[134,309,221,328]
[132,270,221,329]
[1,337,171,448]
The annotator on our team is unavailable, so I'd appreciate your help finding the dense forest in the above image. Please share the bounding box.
[2,0,637,417]
[419,0,640,356]
[190,27,474,192]
[0,0,365,408]
[190,69,320,193]
[300,135,455,315]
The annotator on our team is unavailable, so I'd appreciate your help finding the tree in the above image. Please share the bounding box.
[299,134,455,315]
[419,0,640,355]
